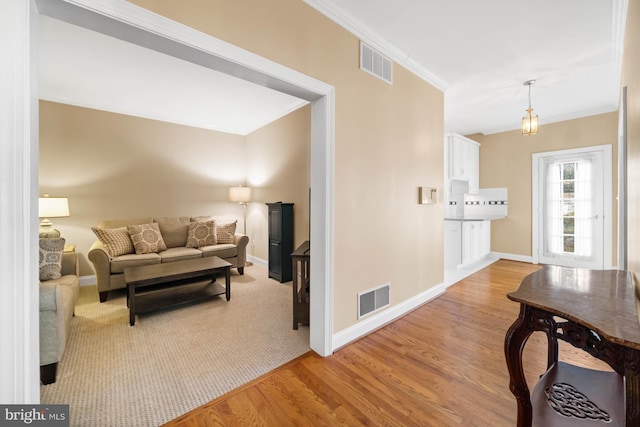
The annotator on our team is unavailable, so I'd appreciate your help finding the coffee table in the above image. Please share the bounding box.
[123,256,231,326]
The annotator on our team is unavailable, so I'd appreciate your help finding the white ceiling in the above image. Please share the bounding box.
[309,0,627,135]
[39,0,627,136]
[38,15,309,136]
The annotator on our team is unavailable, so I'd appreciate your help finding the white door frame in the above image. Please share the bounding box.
[618,87,628,270]
[532,144,613,268]
[0,0,40,404]
[3,0,336,402]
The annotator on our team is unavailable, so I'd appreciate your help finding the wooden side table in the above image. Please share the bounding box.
[291,240,310,330]
[63,244,76,253]
[504,266,640,426]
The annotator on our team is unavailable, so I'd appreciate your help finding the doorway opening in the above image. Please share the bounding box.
[0,0,337,402]
[532,145,612,269]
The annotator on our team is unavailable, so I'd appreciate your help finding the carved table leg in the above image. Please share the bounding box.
[545,323,558,370]
[504,304,534,427]
[626,350,640,425]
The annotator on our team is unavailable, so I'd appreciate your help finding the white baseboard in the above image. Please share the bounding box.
[332,283,446,351]
[247,255,267,268]
[79,275,96,286]
[444,253,500,288]
[491,252,534,263]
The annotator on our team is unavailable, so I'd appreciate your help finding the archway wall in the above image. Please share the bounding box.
[128,0,445,335]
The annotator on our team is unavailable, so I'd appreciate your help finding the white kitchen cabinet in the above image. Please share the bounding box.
[461,220,491,267]
[444,219,491,270]
[446,133,480,194]
[444,220,462,270]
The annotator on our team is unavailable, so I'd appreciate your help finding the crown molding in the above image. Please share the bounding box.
[611,0,628,96]
[304,0,449,92]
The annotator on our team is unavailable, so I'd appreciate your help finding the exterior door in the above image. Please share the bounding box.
[533,146,611,269]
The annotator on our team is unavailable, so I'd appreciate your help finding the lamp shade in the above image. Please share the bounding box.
[39,196,70,218]
[229,186,251,203]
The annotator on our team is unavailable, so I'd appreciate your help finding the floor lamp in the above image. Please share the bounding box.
[229,186,252,265]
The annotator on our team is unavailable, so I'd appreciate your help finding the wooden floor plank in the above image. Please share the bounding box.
[162,260,616,426]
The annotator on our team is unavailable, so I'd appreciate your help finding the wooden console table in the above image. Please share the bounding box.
[291,240,310,330]
[504,265,640,426]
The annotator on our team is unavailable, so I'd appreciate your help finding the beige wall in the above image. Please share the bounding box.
[469,112,618,265]
[622,0,640,275]
[245,105,311,261]
[39,100,310,275]
[129,0,445,332]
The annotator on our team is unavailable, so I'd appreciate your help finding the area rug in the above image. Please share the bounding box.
[40,264,310,427]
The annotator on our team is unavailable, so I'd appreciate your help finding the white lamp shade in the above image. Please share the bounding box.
[39,197,70,218]
[228,186,251,203]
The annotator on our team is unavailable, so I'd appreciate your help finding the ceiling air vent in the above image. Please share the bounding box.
[360,41,393,84]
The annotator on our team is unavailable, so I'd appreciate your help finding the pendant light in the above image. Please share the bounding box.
[521,80,539,136]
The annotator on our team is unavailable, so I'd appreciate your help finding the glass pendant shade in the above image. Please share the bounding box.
[522,108,539,135]
[521,80,539,136]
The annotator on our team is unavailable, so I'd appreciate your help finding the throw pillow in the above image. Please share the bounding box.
[216,221,237,244]
[91,226,135,257]
[39,238,65,281]
[157,222,189,248]
[186,221,217,248]
[127,223,167,254]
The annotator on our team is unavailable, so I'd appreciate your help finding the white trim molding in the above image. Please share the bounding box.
[531,144,613,269]
[0,0,41,403]
[332,283,445,351]
[247,255,267,269]
[303,0,449,92]
[491,252,534,264]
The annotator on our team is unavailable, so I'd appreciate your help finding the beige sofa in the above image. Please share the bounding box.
[40,252,80,385]
[88,216,249,302]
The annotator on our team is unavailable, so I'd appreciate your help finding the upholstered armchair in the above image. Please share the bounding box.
[40,249,80,385]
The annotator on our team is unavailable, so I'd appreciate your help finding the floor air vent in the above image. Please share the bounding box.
[358,284,390,319]
[360,41,393,84]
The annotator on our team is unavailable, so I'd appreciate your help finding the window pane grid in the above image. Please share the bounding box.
[560,161,576,253]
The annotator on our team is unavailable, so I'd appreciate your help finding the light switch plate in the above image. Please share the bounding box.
[419,187,437,204]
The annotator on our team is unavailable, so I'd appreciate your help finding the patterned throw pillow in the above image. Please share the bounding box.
[39,238,66,281]
[127,223,167,254]
[216,221,237,244]
[186,221,217,248]
[91,226,135,256]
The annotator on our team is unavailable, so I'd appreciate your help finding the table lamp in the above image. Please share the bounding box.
[39,194,70,238]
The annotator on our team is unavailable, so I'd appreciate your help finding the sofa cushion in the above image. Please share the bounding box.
[91,226,135,256]
[154,216,191,225]
[190,215,213,223]
[159,247,203,262]
[98,217,153,229]
[127,223,167,254]
[200,243,238,259]
[42,273,80,289]
[111,253,161,274]
[216,221,237,244]
[186,221,216,248]
[39,238,66,281]
[156,221,189,248]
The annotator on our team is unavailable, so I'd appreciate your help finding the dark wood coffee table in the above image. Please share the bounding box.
[123,256,231,326]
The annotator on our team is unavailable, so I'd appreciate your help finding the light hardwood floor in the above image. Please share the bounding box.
[163,260,612,426]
